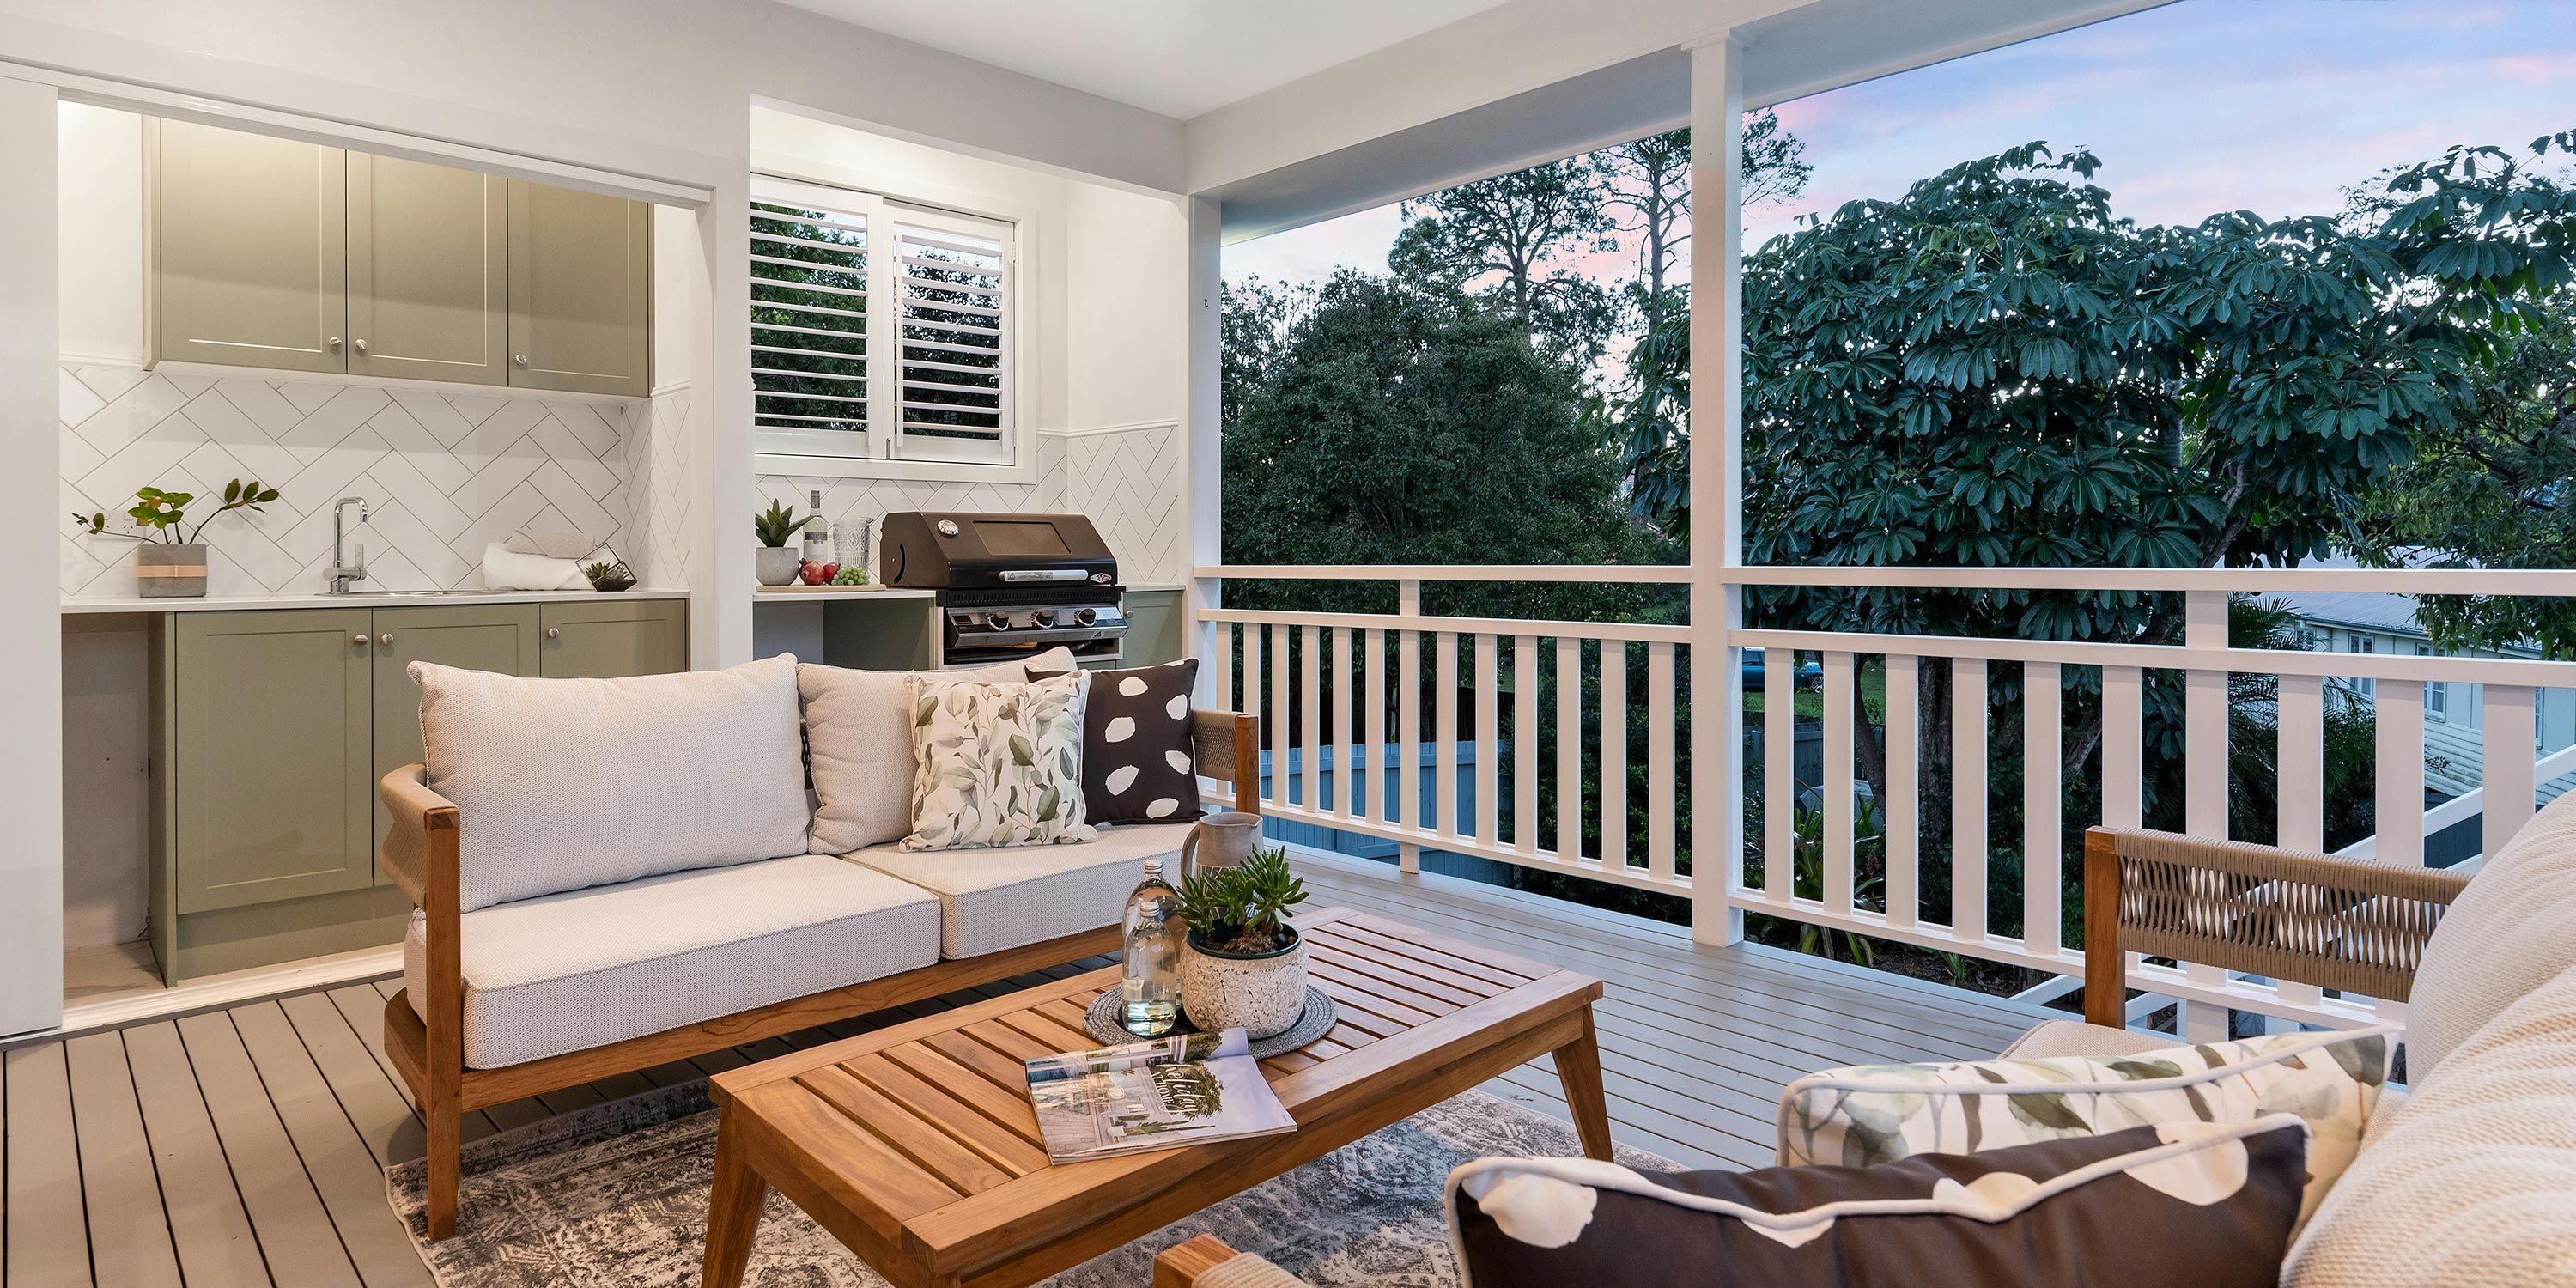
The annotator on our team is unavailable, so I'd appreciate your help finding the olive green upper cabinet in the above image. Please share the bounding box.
[507,180,652,396]
[348,154,508,385]
[368,604,542,857]
[157,121,349,373]
[171,611,376,913]
[541,598,687,678]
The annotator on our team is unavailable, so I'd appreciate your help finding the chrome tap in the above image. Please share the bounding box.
[328,497,370,593]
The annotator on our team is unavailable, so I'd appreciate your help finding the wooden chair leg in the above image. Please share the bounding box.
[424,1086,460,1241]
[2083,829,2124,1029]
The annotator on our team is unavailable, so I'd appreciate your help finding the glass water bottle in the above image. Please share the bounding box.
[1121,860,1182,1036]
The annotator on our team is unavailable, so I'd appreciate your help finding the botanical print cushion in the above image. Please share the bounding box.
[799,647,1079,854]
[1777,1024,2395,1229]
[1449,1117,2312,1288]
[1031,658,1201,825]
[901,671,1097,851]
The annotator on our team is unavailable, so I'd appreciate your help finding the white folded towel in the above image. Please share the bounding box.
[480,543,590,591]
[503,528,607,560]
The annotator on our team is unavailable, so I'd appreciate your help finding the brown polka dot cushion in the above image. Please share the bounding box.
[1031,658,1202,826]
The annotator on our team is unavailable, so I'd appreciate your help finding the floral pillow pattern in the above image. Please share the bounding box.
[900,672,1097,851]
[1776,1024,2394,1230]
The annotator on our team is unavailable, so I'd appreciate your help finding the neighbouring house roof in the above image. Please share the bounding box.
[2273,590,2427,639]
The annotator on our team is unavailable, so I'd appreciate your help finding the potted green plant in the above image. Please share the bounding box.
[753,500,805,586]
[582,559,638,592]
[73,479,281,598]
[1172,847,1311,1037]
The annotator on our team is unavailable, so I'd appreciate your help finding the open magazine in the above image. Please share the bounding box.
[1024,1028,1297,1163]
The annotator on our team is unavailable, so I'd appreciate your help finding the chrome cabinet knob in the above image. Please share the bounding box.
[546,627,561,640]
[354,339,368,355]
[329,337,343,351]
[514,355,529,366]
[379,633,393,647]
[351,634,368,646]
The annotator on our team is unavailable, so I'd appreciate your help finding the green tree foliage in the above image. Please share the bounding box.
[1390,158,1622,370]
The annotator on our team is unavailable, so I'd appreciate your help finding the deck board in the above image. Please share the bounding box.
[0,856,2059,1285]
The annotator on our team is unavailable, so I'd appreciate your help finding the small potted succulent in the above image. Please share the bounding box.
[1173,847,1311,1038]
[582,559,637,592]
[753,500,805,586]
[73,479,281,598]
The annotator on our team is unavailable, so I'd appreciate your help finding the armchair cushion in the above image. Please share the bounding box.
[411,654,811,911]
[799,647,1078,854]
[404,853,939,1068]
[1997,1019,2176,1060]
[1448,1118,2312,1288]
[844,821,1190,958]
[2404,789,2576,1081]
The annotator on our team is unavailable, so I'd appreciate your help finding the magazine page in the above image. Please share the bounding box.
[1024,1027,1297,1162]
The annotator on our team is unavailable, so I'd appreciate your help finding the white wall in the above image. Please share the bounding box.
[1,73,64,1034]
[58,101,141,365]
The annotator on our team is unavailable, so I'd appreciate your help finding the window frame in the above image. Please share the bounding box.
[748,167,1038,483]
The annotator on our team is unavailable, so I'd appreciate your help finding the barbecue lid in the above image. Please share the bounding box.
[879,512,1117,588]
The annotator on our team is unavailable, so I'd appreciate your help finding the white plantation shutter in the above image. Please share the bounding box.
[749,178,1017,468]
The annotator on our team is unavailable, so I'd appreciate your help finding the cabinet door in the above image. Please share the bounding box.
[368,604,541,866]
[507,180,652,395]
[172,611,374,913]
[348,154,507,386]
[158,120,348,373]
[542,598,687,678]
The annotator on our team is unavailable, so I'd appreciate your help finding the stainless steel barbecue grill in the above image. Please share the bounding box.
[878,512,1126,668]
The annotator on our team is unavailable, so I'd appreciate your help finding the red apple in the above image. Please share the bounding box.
[799,560,827,585]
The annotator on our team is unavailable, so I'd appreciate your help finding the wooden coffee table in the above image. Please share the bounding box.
[698,907,1611,1288]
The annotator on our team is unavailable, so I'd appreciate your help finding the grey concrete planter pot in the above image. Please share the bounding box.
[1179,927,1309,1038]
[755,545,803,586]
[136,543,209,598]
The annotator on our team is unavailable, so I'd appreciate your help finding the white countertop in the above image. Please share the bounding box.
[61,588,691,614]
[752,585,937,603]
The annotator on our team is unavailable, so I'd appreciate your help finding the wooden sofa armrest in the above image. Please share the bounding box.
[380,762,459,908]
[1191,710,1263,815]
[2082,826,2473,1025]
[1155,1236,1315,1288]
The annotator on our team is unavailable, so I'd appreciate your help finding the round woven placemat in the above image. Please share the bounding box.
[1083,985,1338,1057]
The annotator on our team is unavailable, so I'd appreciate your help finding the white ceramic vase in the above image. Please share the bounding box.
[1178,929,1309,1038]
[755,545,803,586]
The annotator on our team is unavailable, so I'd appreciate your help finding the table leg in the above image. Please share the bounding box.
[702,1112,769,1288]
[1551,1006,1615,1161]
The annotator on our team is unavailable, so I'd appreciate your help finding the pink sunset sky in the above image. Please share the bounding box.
[1225,0,2576,300]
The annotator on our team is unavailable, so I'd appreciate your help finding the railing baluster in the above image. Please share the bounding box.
[1558,637,1583,862]
[1764,647,1793,902]
[1435,632,1459,841]
[2024,660,2062,957]
[2483,684,2537,859]
[1476,633,1501,847]
[1514,635,1539,854]
[2181,591,2229,1039]
[1952,657,1987,939]
[2277,673,2324,851]
[1602,641,1628,873]
[1270,624,1291,811]
[1239,622,1261,808]
[1334,625,1356,821]
[2103,665,2143,830]
[1884,653,1918,928]
[1301,626,1323,817]
[1822,651,1856,916]
[1399,580,1422,873]
[1364,627,1386,829]
[2377,678,2426,867]
[1648,641,1675,880]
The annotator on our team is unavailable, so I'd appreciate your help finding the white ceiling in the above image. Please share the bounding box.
[771,0,1520,119]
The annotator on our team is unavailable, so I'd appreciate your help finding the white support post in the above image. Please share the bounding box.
[1183,195,1225,710]
[1686,35,1748,945]
[0,75,63,1036]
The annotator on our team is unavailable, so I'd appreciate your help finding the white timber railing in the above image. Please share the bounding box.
[1192,564,2576,1034]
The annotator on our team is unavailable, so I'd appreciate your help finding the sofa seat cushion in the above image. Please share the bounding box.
[404,854,940,1069]
[2405,789,2576,1081]
[408,654,812,912]
[844,821,1191,958]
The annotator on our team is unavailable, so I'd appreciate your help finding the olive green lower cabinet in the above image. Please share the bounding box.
[150,598,688,982]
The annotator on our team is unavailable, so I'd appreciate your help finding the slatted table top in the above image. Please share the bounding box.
[706,906,1608,1288]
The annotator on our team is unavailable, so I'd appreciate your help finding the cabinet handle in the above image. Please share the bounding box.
[351,633,368,646]
[513,355,528,366]
[546,627,562,640]
[379,633,393,647]
[354,339,369,355]
[329,337,343,352]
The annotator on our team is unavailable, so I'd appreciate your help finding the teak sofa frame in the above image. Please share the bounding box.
[383,708,1261,1241]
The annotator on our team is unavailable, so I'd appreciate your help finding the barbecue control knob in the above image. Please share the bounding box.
[1072,607,1098,627]
[1030,608,1056,628]
[986,611,1013,631]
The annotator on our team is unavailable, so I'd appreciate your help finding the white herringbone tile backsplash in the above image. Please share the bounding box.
[756,421,1184,586]
[58,363,647,598]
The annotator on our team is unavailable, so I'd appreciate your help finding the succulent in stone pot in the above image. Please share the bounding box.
[1172,847,1311,1038]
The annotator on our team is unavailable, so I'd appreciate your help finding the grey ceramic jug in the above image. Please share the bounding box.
[1178,811,1261,883]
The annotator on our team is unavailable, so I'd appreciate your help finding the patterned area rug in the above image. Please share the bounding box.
[386,1081,1674,1286]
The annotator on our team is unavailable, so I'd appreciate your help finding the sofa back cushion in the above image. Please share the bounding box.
[799,646,1076,854]
[412,654,812,911]
[2406,789,2576,1080]
[2281,963,2576,1288]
